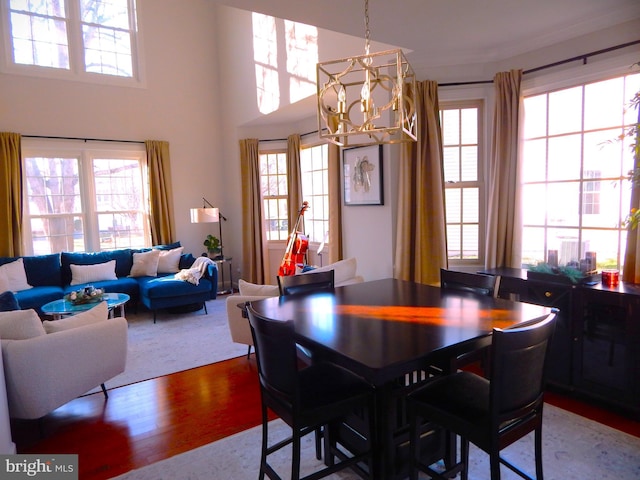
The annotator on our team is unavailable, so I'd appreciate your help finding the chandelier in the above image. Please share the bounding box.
[316,0,417,147]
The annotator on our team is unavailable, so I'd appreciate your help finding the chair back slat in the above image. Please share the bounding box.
[278,269,335,296]
[440,268,499,297]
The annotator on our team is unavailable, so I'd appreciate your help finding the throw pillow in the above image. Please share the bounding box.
[70,260,117,285]
[0,272,9,294]
[0,291,20,311]
[238,279,279,297]
[129,249,161,277]
[42,301,108,334]
[0,309,46,339]
[157,246,184,274]
[0,258,32,292]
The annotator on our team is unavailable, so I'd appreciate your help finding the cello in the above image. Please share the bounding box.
[278,201,310,276]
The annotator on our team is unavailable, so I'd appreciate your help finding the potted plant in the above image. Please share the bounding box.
[203,234,222,259]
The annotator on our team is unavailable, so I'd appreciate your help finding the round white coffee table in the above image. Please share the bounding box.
[41,293,130,320]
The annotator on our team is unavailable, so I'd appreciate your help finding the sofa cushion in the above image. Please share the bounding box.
[42,301,108,334]
[0,309,46,339]
[157,247,184,274]
[153,241,182,251]
[70,260,118,285]
[0,258,32,292]
[238,279,279,297]
[61,249,133,284]
[15,286,65,311]
[138,275,212,299]
[129,249,161,277]
[64,277,139,299]
[22,253,61,287]
[0,291,19,311]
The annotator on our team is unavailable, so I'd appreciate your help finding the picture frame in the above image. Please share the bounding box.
[342,145,384,206]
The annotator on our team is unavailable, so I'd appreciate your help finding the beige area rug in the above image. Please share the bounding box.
[88,297,247,393]
[111,404,640,479]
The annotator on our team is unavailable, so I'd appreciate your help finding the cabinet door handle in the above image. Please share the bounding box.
[545,291,552,298]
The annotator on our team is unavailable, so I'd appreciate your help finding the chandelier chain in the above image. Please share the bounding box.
[364,0,370,56]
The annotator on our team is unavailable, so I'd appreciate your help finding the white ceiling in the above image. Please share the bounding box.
[210,0,640,71]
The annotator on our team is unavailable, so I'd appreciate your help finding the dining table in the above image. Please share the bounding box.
[247,277,553,480]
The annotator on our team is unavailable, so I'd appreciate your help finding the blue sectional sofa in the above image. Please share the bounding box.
[0,242,217,322]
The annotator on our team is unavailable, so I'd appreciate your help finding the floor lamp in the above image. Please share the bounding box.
[190,197,227,261]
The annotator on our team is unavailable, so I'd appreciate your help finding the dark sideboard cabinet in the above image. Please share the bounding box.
[482,268,640,419]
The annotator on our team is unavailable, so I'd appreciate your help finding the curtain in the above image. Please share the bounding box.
[327,143,343,263]
[145,140,175,245]
[286,134,303,224]
[0,132,23,256]
[240,138,265,284]
[394,80,447,285]
[485,70,523,269]
[623,105,640,283]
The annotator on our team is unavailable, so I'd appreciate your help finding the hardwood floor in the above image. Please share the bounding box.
[10,356,640,480]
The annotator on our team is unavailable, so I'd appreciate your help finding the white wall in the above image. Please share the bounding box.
[0,0,223,258]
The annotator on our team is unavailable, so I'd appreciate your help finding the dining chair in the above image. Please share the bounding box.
[438,269,501,375]
[247,307,375,480]
[277,269,335,296]
[440,268,500,298]
[407,311,557,480]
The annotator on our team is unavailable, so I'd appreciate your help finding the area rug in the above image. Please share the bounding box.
[90,297,247,393]
[111,404,640,479]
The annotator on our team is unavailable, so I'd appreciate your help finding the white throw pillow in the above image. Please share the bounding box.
[0,309,46,339]
[70,260,117,285]
[129,249,161,277]
[238,279,279,297]
[0,258,32,292]
[301,257,357,285]
[43,301,108,334]
[157,247,184,274]
[0,271,9,293]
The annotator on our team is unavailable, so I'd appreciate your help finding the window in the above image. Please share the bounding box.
[300,144,328,244]
[260,151,289,241]
[521,72,640,270]
[259,144,329,244]
[441,102,484,262]
[22,141,150,255]
[2,0,140,83]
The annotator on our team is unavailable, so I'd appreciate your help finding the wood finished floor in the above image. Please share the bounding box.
[10,355,640,480]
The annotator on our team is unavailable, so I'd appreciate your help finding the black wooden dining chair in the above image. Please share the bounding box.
[438,269,501,375]
[407,311,557,480]
[247,307,375,480]
[440,268,500,298]
[277,269,335,296]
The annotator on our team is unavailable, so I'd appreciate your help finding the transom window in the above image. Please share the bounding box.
[22,141,150,255]
[2,0,141,83]
[521,72,640,270]
[440,102,484,263]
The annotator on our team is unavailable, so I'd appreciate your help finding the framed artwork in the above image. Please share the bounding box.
[342,145,384,205]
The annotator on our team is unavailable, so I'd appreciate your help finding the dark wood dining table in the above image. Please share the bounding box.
[248,278,552,480]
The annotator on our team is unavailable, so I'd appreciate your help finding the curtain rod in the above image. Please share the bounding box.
[259,129,319,143]
[22,134,145,144]
[439,39,640,87]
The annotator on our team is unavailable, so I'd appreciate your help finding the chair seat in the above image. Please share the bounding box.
[298,362,372,413]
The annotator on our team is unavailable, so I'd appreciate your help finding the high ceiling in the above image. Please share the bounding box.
[210,0,640,73]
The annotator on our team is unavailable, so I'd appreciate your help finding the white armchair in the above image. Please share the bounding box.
[0,302,128,420]
[226,258,364,357]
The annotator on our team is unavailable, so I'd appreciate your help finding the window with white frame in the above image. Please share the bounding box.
[300,144,328,244]
[259,151,289,241]
[440,102,484,263]
[22,141,150,255]
[521,72,640,270]
[2,0,140,83]
[259,144,329,244]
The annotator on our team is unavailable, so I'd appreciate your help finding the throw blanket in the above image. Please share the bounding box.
[175,256,216,285]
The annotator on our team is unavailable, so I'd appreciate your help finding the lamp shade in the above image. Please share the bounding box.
[190,207,219,223]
